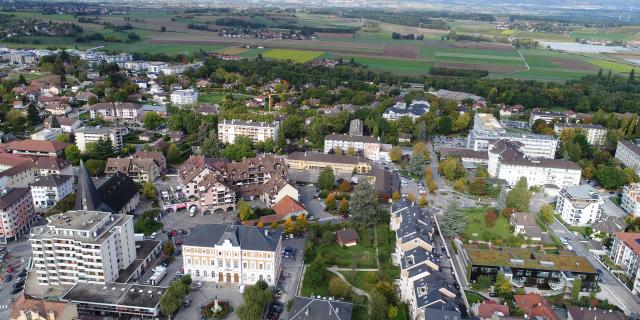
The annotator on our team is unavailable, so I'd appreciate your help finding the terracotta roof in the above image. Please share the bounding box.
[0,187,30,210]
[336,228,359,244]
[44,115,79,127]
[514,293,559,320]
[105,157,157,175]
[271,195,306,216]
[10,295,73,320]
[477,301,509,318]
[614,232,640,256]
[5,139,68,153]
[133,151,165,167]
[0,155,32,167]
[32,157,71,171]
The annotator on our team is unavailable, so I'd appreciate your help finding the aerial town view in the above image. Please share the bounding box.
[2,0,640,319]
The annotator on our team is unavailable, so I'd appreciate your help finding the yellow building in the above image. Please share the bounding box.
[287,151,371,175]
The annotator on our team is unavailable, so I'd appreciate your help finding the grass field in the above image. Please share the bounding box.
[198,92,252,104]
[349,56,431,74]
[463,208,516,243]
[571,26,640,41]
[262,49,324,63]
[588,59,636,73]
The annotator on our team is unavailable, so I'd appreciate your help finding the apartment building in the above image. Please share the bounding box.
[88,102,143,122]
[622,183,640,216]
[615,140,640,176]
[105,157,160,182]
[487,140,581,188]
[389,199,462,319]
[30,210,136,285]
[0,160,38,188]
[4,139,68,157]
[556,185,603,226]
[30,128,63,141]
[468,113,558,159]
[529,109,568,127]
[287,151,372,183]
[553,123,608,145]
[182,224,282,286]
[610,232,640,295]
[75,126,125,152]
[170,89,198,105]
[323,134,381,161]
[44,115,82,133]
[218,119,279,144]
[382,100,430,122]
[30,175,74,209]
[0,187,36,243]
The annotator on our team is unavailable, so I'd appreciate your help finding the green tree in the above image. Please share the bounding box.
[87,137,115,160]
[317,166,336,191]
[27,104,40,126]
[65,145,81,165]
[438,157,465,181]
[142,182,157,200]
[163,241,175,256]
[237,280,271,320]
[167,144,181,164]
[389,146,402,163]
[350,180,383,228]
[468,177,486,195]
[407,153,425,178]
[85,159,106,176]
[440,200,466,237]
[328,277,351,298]
[339,198,349,214]
[159,276,191,317]
[540,204,555,224]
[506,177,531,212]
[143,112,164,130]
[237,200,255,221]
[495,273,513,298]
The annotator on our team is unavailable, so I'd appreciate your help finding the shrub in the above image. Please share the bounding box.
[485,208,497,227]
[328,277,351,298]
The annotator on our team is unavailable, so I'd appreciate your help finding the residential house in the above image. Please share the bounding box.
[514,293,560,320]
[105,157,160,182]
[324,134,381,161]
[0,187,36,243]
[287,151,371,183]
[30,175,74,209]
[10,296,77,320]
[97,172,140,215]
[218,119,279,144]
[88,102,143,122]
[556,185,603,226]
[43,116,81,133]
[336,229,359,246]
[170,89,198,105]
[610,232,640,294]
[134,151,167,173]
[553,123,608,145]
[287,297,353,320]
[510,212,546,242]
[566,305,625,320]
[75,126,125,152]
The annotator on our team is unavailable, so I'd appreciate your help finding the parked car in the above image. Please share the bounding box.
[183,297,192,307]
[10,286,22,295]
[4,274,12,282]
[195,281,203,289]
[150,232,157,239]
[13,280,24,289]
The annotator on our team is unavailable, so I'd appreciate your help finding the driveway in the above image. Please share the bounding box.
[298,185,340,223]
[277,237,306,319]
[0,237,36,319]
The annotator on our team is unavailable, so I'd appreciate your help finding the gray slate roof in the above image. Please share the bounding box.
[32,174,72,188]
[184,224,282,252]
[288,297,353,320]
[75,160,112,213]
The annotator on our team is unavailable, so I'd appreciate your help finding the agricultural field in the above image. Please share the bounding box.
[2,9,640,81]
[262,49,324,63]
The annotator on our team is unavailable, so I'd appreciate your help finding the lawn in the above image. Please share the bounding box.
[465,291,486,304]
[588,59,635,73]
[262,49,324,63]
[299,268,369,320]
[315,228,378,268]
[198,92,252,104]
[463,208,518,243]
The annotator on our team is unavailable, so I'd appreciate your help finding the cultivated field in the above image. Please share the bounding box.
[3,9,640,81]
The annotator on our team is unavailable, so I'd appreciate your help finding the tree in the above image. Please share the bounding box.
[306,257,326,287]
[407,192,415,203]
[163,241,175,256]
[328,277,351,298]
[494,273,513,298]
[142,182,157,200]
[85,159,106,176]
[237,200,255,221]
[317,166,336,191]
[143,112,164,130]
[339,198,349,214]
[540,204,555,224]
[167,144,181,164]
[485,208,497,227]
[350,180,383,228]
[630,68,636,83]
[468,177,486,195]
[392,191,401,201]
[339,180,352,193]
[160,276,191,317]
[160,26,166,32]
[346,146,357,156]
[295,215,308,234]
[506,177,531,212]
[496,187,507,212]
[87,137,115,159]
[389,147,402,163]
[387,306,399,319]
[237,280,271,320]
[50,115,60,128]
[65,145,81,165]
[412,141,430,162]
[27,104,40,126]
[438,157,465,181]
[418,195,428,207]
[325,192,336,210]
[440,200,466,237]
[270,221,278,229]
[407,152,425,178]
[284,217,295,234]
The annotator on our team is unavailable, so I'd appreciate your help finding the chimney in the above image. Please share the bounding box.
[47,310,56,320]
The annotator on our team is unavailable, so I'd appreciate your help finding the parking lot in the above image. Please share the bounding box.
[432,136,466,149]
[277,237,306,319]
[0,236,36,319]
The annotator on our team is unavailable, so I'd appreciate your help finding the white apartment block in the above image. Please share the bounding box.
[0,187,36,243]
[556,185,603,226]
[218,119,279,144]
[468,113,558,159]
[88,102,143,122]
[553,123,608,145]
[170,89,198,105]
[488,140,581,188]
[75,126,125,152]
[31,175,74,209]
[182,224,282,286]
[610,232,640,295]
[30,211,136,286]
[622,183,640,217]
[30,128,63,141]
[615,140,640,176]
[323,134,381,161]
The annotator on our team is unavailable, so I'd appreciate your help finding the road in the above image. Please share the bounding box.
[548,217,640,314]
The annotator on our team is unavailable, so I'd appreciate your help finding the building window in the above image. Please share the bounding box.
[196,270,200,277]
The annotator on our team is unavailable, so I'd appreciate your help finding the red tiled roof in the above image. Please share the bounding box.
[477,301,509,318]
[5,140,68,153]
[614,232,640,256]
[514,293,559,320]
[271,195,306,216]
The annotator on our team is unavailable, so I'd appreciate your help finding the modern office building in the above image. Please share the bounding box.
[529,109,568,127]
[556,185,604,226]
[468,113,558,159]
[182,224,282,286]
[218,119,279,144]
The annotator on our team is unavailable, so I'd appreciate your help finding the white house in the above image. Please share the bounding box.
[170,89,198,105]
[323,134,381,161]
[556,185,603,226]
[30,175,74,209]
[75,126,126,152]
[553,123,608,145]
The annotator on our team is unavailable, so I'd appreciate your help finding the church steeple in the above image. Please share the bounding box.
[75,160,112,212]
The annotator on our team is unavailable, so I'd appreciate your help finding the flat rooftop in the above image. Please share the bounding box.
[562,185,599,200]
[116,240,162,283]
[47,210,110,231]
[476,113,504,131]
[465,246,597,274]
[62,282,166,309]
